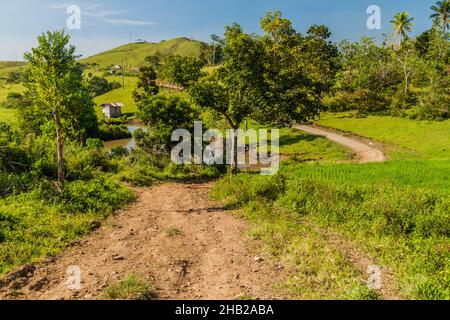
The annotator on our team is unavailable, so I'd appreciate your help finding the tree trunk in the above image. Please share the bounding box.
[53,110,65,186]
[231,127,239,175]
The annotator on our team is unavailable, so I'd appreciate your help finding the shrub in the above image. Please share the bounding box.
[62,178,135,215]
[103,274,156,300]
[98,124,131,141]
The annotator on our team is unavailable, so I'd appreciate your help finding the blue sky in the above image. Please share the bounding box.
[0,0,439,60]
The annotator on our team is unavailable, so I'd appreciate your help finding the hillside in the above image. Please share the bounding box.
[0,61,26,79]
[80,37,206,70]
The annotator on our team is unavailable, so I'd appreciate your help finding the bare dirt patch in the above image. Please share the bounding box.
[294,125,386,163]
[0,183,286,300]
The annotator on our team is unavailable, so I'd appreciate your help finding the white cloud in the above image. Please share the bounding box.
[44,2,155,26]
[100,18,157,26]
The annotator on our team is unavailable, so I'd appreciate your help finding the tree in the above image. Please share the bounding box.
[430,0,450,32]
[415,30,433,56]
[190,23,266,173]
[88,76,115,97]
[190,12,332,173]
[161,55,204,88]
[394,39,419,95]
[144,52,163,69]
[256,13,336,124]
[24,30,97,185]
[136,95,198,155]
[210,34,224,65]
[133,66,159,103]
[390,12,414,45]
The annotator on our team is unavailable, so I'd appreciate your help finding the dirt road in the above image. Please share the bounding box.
[295,125,386,163]
[0,183,285,300]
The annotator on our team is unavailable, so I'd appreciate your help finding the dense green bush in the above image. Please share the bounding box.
[62,178,135,215]
[98,123,132,141]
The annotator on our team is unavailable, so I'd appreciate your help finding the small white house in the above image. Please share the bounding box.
[101,102,124,119]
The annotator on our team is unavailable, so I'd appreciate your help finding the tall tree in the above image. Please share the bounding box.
[133,66,159,103]
[190,23,266,173]
[390,12,414,45]
[24,30,96,185]
[210,34,224,65]
[190,12,333,173]
[161,55,204,88]
[430,0,450,32]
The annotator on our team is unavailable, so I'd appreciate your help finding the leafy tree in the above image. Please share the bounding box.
[144,52,163,69]
[88,76,115,97]
[390,12,414,45]
[136,95,198,154]
[430,0,450,32]
[394,39,420,95]
[190,12,334,173]
[331,38,401,113]
[210,34,224,65]
[24,30,98,185]
[161,55,204,88]
[133,66,159,103]
[415,30,433,55]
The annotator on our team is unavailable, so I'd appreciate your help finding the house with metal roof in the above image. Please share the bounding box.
[101,102,124,119]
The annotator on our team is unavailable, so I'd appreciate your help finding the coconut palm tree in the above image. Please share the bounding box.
[430,0,450,32]
[390,12,415,45]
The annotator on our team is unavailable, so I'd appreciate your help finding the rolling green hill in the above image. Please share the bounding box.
[81,37,206,71]
[0,61,26,79]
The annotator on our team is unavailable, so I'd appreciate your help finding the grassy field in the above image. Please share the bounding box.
[318,112,450,160]
[214,159,450,300]
[0,62,26,80]
[81,38,205,71]
[212,113,450,300]
[0,83,25,102]
[0,107,18,124]
[94,76,139,117]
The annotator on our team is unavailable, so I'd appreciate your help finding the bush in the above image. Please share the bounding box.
[62,178,135,215]
[324,90,391,114]
[5,70,22,84]
[88,76,117,97]
[98,124,132,141]
[66,145,113,181]
[411,87,450,120]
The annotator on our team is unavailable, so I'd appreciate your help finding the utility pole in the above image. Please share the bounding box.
[121,59,125,89]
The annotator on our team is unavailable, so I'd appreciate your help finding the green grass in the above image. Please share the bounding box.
[212,175,381,300]
[103,274,156,300]
[318,112,450,160]
[0,178,135,275]
[0,107,18,124]
[0,83,25,102]
[285,160,450,194]
[81,38,205,71]
[94,76,139,117]
[213,160,450,300]
[0,62,26,80]
[242,122,352,162]
[278,128,351,161]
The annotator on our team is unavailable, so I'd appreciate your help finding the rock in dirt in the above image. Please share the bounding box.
[89,221,102,231]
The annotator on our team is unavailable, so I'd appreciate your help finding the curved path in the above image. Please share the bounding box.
[294,125,386,163]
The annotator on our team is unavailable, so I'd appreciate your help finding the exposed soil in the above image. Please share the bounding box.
[294,125,386,163]
[0,183,286,300]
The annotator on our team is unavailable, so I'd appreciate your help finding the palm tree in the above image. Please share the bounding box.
[390,12,414,45]
[430,0,450,32]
